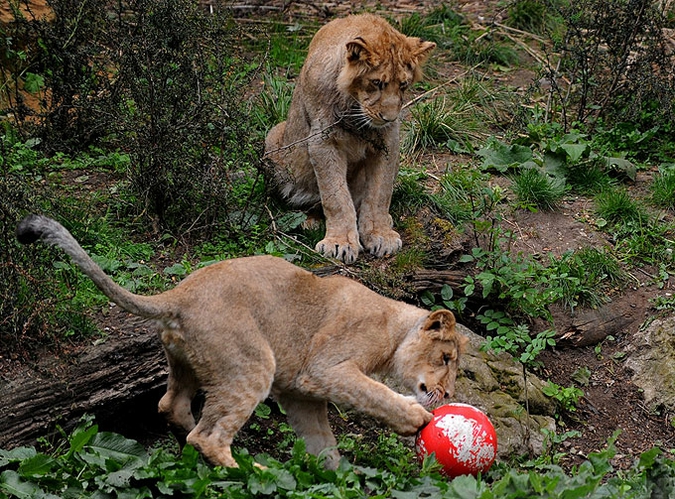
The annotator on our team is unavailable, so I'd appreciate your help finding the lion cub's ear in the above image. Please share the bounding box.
[346,37,371,64]
[421,310,469,350]
[407,38,436,82]
[421,310,456,339]
[409,38,436,63]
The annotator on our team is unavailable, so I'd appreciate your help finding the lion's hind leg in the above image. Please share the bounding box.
[186,342,276,468]
[159,337,200,443]
[276,395,340,469]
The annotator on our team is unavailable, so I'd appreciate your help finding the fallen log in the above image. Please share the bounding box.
[556,304,636,347]
[406,269,466,294]
[0,312,167,449]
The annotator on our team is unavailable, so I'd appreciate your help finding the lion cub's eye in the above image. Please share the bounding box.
[400,81,409,91]
[442,353,453,365]
[371,79,384,90]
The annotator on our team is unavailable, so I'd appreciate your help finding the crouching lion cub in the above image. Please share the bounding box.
[17,215,467,469]
[265,14,436,264]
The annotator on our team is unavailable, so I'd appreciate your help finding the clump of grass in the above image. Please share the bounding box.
[506,0,565,37]
[594,188,646,225]
[651,167,675,210]
[392,167,484,225]
[253,72,294,132]
[507,0,547,32]
[511,168,566,211]
[565,161,614,195]
[402,96,480,153]
[547,247,626,310]
[394,5,466,46]
[472,40,520,66]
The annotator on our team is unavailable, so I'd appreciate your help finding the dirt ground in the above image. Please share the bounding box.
[3,0,675,473]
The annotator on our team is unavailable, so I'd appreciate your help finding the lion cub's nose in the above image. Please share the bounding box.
[420,383,428,393]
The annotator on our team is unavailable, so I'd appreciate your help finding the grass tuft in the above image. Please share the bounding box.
[594,188,646,225]
[651,167,675,210]
[511,168,566,211]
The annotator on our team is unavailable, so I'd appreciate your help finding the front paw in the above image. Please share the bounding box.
[392,396,433,435]
[315,235,360,264]
[361,229,402,258]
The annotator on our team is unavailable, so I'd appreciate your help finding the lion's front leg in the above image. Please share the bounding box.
[298,362,432,436]
[355,134,402,258]
[309,139,361,264]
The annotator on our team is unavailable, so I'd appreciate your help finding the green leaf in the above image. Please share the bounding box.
[67,422,98,458]
[561,143,588,163]
[477,139,532,172]
[277,211,307,231]
[638,447,662,470]
[543,151,567,176]
[23,72,45,93]
[605,157,636,181]
[82,432,148,469]
[0,447,37,467]
[17,454,55,478]
[164,263,187,276]
[0,470,58,499]
[421,290,436,307]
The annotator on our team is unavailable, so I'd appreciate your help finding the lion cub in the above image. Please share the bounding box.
[265,14,436,264]
[17,215,467,469]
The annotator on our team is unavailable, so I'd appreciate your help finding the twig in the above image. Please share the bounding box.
[264,204,277,233]
[498,30,548,66]
[402,63,482,110]
[262,118,342,158]
[493,22,547,43]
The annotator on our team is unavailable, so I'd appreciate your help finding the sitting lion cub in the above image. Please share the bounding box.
[265,14,436,264]
[17,215,466,469]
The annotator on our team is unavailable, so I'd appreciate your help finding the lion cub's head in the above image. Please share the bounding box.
[336,17,436,128]
[395,310,468,408]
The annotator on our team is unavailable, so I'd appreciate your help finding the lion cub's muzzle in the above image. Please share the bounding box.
[418,383,452,408]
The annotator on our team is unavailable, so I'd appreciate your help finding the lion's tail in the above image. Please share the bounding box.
[17,214,168,319]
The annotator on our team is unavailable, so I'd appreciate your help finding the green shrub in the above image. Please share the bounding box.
[3,0,266,235]
[554,0,675,130]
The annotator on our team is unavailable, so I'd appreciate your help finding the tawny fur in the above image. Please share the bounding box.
[16,215,467,469]
[265,14,435,264]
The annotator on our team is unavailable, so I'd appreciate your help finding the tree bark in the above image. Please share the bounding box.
[0,313,167,449]
[556,302,641,347]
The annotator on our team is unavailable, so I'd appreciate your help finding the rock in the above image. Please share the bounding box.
[625,315,675,412]
[453,324,557,459]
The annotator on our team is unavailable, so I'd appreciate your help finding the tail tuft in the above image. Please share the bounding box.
[16,215,46,245]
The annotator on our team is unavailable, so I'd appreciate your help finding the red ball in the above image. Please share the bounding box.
[415,403,498,477]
